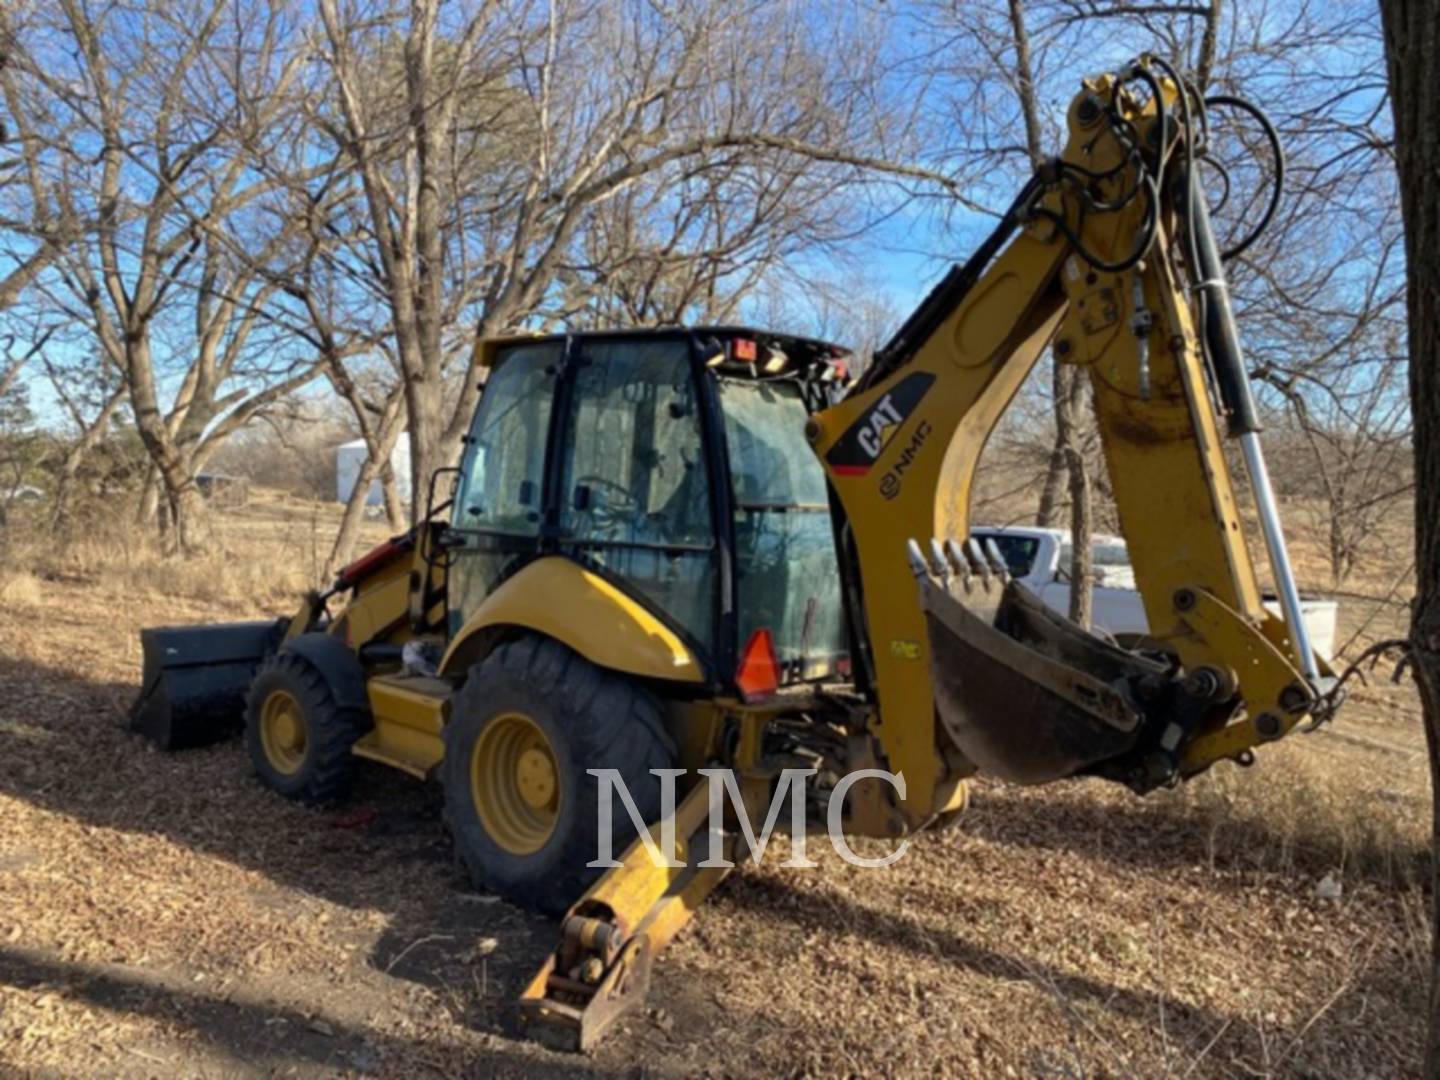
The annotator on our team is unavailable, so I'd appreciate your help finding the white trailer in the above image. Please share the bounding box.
[335,437,412,507]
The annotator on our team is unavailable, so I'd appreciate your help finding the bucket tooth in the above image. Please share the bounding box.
[966,539,996,587]
[905,538,931,580]
[943,538,1000,620]
[943,539,968,578]
[980,539,1011,581]
[928,538,950,583]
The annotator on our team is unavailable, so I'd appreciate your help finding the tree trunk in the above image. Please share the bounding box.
[1329,512,1350,589]
[157,456,211,556]
[1005,0,1078,537]
[137,465,160,528]
[381,462,405,530]
[1065,443,1093,629]
[173,484,212,556]
[1035,444,1066,526]
[323,454,384,584]
[1055,370,1093,627]
[405,372,444,521]
[1196,0,1224,89]
[50,449,90,531]
[1376,1,1439,1072]
[154,489,171,545]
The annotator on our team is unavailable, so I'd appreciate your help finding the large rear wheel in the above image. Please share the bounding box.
[442,635,676,915]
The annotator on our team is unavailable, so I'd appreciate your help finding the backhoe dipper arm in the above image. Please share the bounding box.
[808,62,1328,828]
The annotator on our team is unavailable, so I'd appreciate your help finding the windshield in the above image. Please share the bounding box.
[453,343,557,534]
[1058,536,1136,587]
[720,378,846,682]
[972,532,1042,578]
[1093,539,1130,566]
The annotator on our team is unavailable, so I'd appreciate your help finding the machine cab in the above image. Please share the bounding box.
[447,329,852,690]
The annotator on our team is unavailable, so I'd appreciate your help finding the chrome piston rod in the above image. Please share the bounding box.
[1188,171,1320,685]
[1239,430,1320,683]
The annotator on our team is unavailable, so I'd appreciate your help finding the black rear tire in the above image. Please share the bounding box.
[442,634,677,916]
[245,651,366,804]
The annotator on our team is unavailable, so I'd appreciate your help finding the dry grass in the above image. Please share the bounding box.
[1168,688,1429,889]
[0,570,43,609]
[4,489,387,608]
[0,487,1430,1077]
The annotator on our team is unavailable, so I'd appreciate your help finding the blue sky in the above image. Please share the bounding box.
[6,0,1398,437]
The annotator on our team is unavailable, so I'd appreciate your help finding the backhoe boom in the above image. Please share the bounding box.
[809,63,1328,819]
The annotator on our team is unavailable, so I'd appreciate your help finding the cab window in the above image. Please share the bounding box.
[558,339,714,648]
[454,344,557,535]
[448,343,558,632]
[720,377,847,682]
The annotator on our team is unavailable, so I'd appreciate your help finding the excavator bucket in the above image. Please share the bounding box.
[129,619,287,750]
[909,538,1170,785]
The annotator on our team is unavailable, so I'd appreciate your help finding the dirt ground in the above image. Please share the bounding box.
[0,494,1430,1077]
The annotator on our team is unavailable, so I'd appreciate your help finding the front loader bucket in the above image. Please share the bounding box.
[911,540,1169,785]
[130,620,287,750]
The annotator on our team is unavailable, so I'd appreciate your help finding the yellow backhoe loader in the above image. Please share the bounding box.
[131,57,1339,1050]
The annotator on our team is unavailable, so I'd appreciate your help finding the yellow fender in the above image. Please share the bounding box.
[438,556,705,684]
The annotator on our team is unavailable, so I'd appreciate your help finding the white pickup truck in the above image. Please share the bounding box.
[970,525,1338,660]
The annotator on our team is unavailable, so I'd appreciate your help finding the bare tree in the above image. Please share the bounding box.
[1376,2,1440,1072]
[0,10,86,317]
[243,184,406,575]
[311,0,909,513]
[10,0,330,553]
[553,142,855,329]
[1262,355,1411,587]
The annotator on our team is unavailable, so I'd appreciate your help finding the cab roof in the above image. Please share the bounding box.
[479,325,851,374]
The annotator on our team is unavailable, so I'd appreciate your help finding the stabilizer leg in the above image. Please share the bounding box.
[519,780,732,1051]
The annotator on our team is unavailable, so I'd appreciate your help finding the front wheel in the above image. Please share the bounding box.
[441,635,676,915]
[245,651,366,804]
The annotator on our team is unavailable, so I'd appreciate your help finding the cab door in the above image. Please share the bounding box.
[448,341,561,634]
[552,337,718,662]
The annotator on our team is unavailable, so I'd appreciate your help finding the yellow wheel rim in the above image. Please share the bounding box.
[471,712,560,856]
[260,689,307,775]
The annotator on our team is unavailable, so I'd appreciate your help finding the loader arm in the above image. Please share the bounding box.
[809,63,1329,826]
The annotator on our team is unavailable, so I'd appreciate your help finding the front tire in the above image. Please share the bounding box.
[442,635,676,915]
[245,651,366,804]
